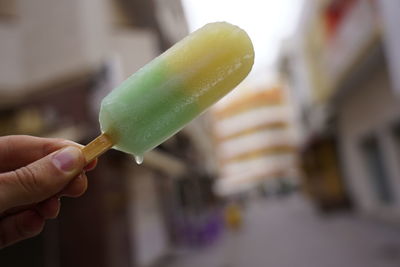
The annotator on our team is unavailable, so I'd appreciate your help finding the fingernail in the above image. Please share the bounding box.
[52,147,81,172]
[84,159,97,171]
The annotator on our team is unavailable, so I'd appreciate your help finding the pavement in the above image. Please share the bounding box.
[163,194,400,267]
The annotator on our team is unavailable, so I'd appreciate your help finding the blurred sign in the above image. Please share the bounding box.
[323,0,378,93]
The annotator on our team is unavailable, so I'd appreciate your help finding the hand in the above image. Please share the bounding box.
[0,135,97,248]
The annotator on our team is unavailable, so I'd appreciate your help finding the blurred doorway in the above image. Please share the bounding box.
[392,122,400,165]
[360,135,394,205]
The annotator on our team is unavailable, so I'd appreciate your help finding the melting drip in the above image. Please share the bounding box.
[134,155,144,165]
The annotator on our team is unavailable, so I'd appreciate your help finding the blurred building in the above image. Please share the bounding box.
[212,87,298,196]
[0,1,219,267]
[279,0,400,218]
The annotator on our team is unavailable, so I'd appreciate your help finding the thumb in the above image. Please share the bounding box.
[0,146,84,213]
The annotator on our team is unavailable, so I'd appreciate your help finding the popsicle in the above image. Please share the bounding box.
[82,22,254,163]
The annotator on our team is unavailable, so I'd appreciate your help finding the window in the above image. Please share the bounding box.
[389,121,400,173]
[392,122,400,157]
[360,134,393,204]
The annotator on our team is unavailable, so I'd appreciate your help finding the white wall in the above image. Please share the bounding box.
[111,29,158,80]
[154,0,188,44]
[0,24,23,88]
[128,169,169,267]
[0,0,108,92]
[21,0,108,86]
[337,67,400,221]
[378,0,400,95]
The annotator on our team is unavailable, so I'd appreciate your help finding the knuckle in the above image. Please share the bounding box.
[12,166,42,196]
[42,139,63,155]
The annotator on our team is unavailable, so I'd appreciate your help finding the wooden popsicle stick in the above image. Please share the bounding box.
[81,133,114,163]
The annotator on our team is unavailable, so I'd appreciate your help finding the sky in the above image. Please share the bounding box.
[181,0,304,87]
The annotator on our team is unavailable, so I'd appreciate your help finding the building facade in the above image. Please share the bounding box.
[279,0,400,217]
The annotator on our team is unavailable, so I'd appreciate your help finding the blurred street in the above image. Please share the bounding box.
[165,195,400,267]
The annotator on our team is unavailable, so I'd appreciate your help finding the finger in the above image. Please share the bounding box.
[2,197,61,221]
[0,135,83,172]
[36,197,60,219]
[0,209,44,249]
[0,203,35,218]
[84,158,98,172]
[0,146,85,213]
[59,173,88,198]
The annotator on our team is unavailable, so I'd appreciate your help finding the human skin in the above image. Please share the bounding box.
[0,135,97,248]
